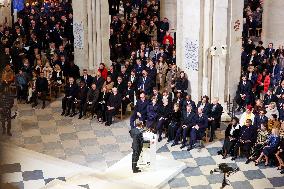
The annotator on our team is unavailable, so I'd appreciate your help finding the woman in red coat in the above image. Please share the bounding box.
[162,31,174,45]
[256,69,271,99]
[98,63,108,80]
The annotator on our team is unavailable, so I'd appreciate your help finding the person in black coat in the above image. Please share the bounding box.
[122,81,135,115]
[114,76,126,94]
[138,70,153,96]
[146,96,159,129]
[253,109,268,129]
[130,92,149,128]
[80,69,93,88]
[208,97,223,142]
[32,72,48,109]
[187,107,208,151]
[171,104,197,148]
[168,103,181,142]
[196,95,211,116]
[151,87,162,105]
[232,119,255,160]
[275,80,284,98]
[156,98,172,142]
[83,83,100,118]
[175,71,188,95]
[75,81,89,119]
[182,95,197,112]
[93,72,105,92]
[97,87,110,123]
[218,117,240,159]
[105,87,122,126]
[129,122,144,173]
[264,89,278,107]
[61,77,78,116]
[236,75,253,111]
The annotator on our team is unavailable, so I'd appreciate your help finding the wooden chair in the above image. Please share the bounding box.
[256,28,262,37]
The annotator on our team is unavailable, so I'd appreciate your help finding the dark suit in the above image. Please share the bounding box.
[62,83,78,114]
[33,77,49,106]
[105,93,122,125]
[265,48,275,59]
[122,87,135,114]
[83,88,100,116]
[189,114,208,147]
[156,104,171,140]
[93,76,105,91]
[130,99,149,128]
[80,75,93,87]
[208,103,223,141]
[236,81,253,109]
[264,94,277,106]
[174,111,197,145]
[196,102,211,116]
[233,125,255,158]
[129,127,143,172]
[254,115,268,129]
[138,76,153,95]
[75,86,89,117]
[97,92,110,121]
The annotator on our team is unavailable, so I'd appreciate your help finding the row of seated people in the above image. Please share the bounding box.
[129,91,223,150]
[219,116,284,174]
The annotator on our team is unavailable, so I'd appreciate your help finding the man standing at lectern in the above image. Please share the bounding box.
[129,122,144,173]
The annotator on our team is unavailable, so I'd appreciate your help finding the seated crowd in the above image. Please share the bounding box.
[222,37,284,173]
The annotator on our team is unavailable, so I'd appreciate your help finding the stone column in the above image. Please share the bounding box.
[176,0,203,102]
[73,0,89,70]
[211,0,229,104]
[226,0,243,100]
[262,0,284,47]
[73,0,110,71]
[160,0,177,30]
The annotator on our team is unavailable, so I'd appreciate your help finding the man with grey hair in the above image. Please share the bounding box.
[105,87,122,126]
[171,104,197,148]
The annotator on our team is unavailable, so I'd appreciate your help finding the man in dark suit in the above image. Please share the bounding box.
[265,43,275,59]
[32,72,48,109]
[80,69,93,88]
[271,59,281,87]
[232,119,255,160]
[83,83,100,119]
[122,81,135,115]
[130,92,149,128]
[61,77,78,116]
[182,95,197,112]
[264,89,277,107]
[114,76,126,94]
[253,109,268,129]
[187,107,208,151]
[93,71,105,91]
[172,104,197,148]
[75,81,89,119]
[138,70,153,95]
[236,75,253,112]
[129,122,144,173]
[105,87,122,126]
[208,98,223,142]
[151,87,162,105]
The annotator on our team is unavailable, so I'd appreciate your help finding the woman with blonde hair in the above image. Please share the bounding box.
[255,128,280,166]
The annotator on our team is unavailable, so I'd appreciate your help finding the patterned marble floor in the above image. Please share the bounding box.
[0,98,133,171]
[1,98,284,189]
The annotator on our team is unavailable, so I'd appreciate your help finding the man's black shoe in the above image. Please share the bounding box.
[7,132,12,136]
[78,115,82,119]
[245,159,251,164]
[171,142,177,147]
[133,169,141,173]
[180,144,186,149]
[61,111,65,116]
[217,150,222,155]
[187,146,193,151]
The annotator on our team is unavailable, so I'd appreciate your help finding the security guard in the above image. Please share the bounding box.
[129,122,144,173]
